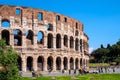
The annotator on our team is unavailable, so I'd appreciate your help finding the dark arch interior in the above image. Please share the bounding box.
[27,57,33,71]
[14,29,22,46]
[56,34,61,48]
[56,57,61,70]
[37,56,44,71]
[47,34,53,48]
[2,30,10,45]
[70,58,74,70]
[17,56,22,71]
[63,57,68,70]
[47,56,53,70]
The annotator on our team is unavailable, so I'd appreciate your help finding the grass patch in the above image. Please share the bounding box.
[21,74,120,80]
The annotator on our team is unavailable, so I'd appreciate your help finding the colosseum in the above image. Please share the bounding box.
[0,5,89,72]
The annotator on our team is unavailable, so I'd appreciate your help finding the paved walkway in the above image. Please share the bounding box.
[21,67,120,77]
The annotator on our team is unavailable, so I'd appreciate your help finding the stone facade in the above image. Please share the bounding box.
[0,5,89,72]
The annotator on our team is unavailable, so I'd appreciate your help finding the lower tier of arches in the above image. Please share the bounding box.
[17,54,89,72]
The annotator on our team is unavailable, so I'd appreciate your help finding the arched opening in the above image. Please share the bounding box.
[16,8,21,15]
[64,35,68,47]
[75,58,79,69]
[1,30,10,45]
[75,38,79,51]
[17,56,22,71]
[47,23,53,31]
[26,30,34,45]
[37,56,44,71]
[75,30,79,36]
[70,36,74,48]
[64,17,67,22]
[47,33,53,48]
[63,57,68,70]
[37,31,44,45]
[76,22,78,29]
[56,15,60,21]
[56,34,61,48]
[38,12,43,20]
[80,58,82,67]
[1,20,10,28]
[70,57,74,70]
[14,29,22,46]
[56,57,61,70]
[47,56,53,70]
[80,39,82,52]
[27,56,33,71]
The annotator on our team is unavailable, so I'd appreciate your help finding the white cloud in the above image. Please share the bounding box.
[89,47,94,54]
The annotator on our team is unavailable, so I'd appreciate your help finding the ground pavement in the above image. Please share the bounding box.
[21,67,120,77]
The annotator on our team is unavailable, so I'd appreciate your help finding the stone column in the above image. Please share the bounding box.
[22,54,26,72]
[73,39,75,51]
[53,36,56,49]
[73,60,75,70]
[10,16,14,28]
[53,57,56,71]
[78,59,80,69]
[33,55,37,71]
[68,58,70,70]
[61,36,64,49]
[34,32,37,48]
[22,31,26,48]
[53,21,56,32]
[43,57,47,71]
[68,37,70,49]
[44,35,47,48]
[61,58,64,71]
[10,30,14,46]
[0,16,1,28]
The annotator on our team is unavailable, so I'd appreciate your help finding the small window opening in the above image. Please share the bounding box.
[56,15,60,21]
[16,8,21,15]
[2,20,10,28]
[64,17,67,22]
[38,12,43,20]
[76,23,78,29]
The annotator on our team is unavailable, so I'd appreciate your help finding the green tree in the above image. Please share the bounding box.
[0,39,20,80]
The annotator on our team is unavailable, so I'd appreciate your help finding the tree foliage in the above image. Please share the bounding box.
[90,40,120,65]
[0,39,20,80]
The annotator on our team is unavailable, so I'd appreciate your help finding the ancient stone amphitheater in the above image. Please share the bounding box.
[0,5,89,72]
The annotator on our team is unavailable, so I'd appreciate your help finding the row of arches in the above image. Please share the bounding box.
[18,56,87,71]
[1,29,87,52]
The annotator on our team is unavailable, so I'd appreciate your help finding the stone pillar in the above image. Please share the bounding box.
[68,37,70,49]
[22,54,26,72]
[68,58,70,70]
[43,57,47,71]
[53,36,56,49]
[10,16,14,28]
[44,35,47,48]
[10,30,14,46]
[22,31,26,48]
[61,58,64,71]
[73,60,75,70]
[53,21,56,32]
[34,32,37,48]
[53,57,56,71]
[33,55,37,71]
[22,17,27,28]
[61,36,64,49]
[0,16,1,28]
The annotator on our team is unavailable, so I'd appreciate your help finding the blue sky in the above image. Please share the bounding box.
[0,0,120,53]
